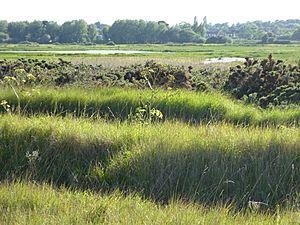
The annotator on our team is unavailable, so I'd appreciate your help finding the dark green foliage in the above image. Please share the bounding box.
[60,20,89,43]
[206,36,232,44]
[0,59,193,89]
[108,20,169,44]
[1,56,299,108]
[122,60,191,88]
[0,21,9,43]
[7,22,28,43]
[0,32,9,43]
[2,18,300,44]
[0,21,8,33]
[224,55,300,108]
[291,28,300,40]
[191,67,229,90]
[261,32,275,44]
[206,19,300,41]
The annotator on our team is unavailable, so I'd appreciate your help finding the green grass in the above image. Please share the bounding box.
[1,182,299,225]
[1,114,300,208]
[1,45,300,223]
[1,44,300,64]
[1,87,300,126]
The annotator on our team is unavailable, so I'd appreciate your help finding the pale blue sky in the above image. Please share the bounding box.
[2,0,299,25]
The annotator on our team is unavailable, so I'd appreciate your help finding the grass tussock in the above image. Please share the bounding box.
[0,182,299,225]
[1,87,300,126]
[0,115,299,208]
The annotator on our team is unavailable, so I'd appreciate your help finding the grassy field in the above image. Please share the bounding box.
[0,183,300,225]
[1,114,300,208]
[1,182,299,225]
[1,44,300,65]
[1,87,300,126]
[1,44,300,224]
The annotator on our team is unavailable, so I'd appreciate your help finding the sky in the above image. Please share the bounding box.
[1,0,300,25]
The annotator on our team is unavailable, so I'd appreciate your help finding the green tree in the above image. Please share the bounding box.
[0,32,9,43]
[0,20,9,43]
[101,25,110,43]
[26,21,46,42]
[178,28,204,43]
[0,20,8,33]
[176,22,191,30]
[8,22,28,43]
[161,27,180,43]
[45,21,60,43]
[108,20,140,44]
[291,28,300,40]
[192,16,207,37]
[108,19,169,44]
[60,20,88,43]
[87,24,98,43]
[235,22,258,39]
[206,36,232,44]
[144,21,160,43]
[261,32,275,44]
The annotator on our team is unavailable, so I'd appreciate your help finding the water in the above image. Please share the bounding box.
[203,57,245,64]
[0,50,157,55]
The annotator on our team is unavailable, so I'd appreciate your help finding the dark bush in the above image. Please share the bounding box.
[0,59,195,89]
[224,55,300,108]
[206,36,232,44]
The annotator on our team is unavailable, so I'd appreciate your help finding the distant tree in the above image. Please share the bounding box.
[143,21,166,43]
[26,21,46,43]
[0,20,9,43]
[60,20,88,43]
[179,29,195,43]
[39,34,51,44]
[177,22,192,30]
[206,23,230,37]
[158,21,169,27]
[261,32,275,44]
[87,24,98,43]
[206,36,232,44]
[8,21,28,43]
[5,18,300,44]
[136,20,147,43]
[108,20,125,43]
[157,22,169,43]
[0,20,8,33]
[74,20,89,43]
[108,19,171,44]
[235,22,258,39]
[161,27,180,43]
[0,32,9,43]
[291,28,300,40]
[45,21,60,43]
[101,25,110,43]
[192,16,207,37]
[202,16,208,37]
[192,16,199,32]
[95,22,106,31]
[108,20,141,44]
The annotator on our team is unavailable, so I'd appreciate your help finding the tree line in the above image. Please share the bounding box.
[0,18,300,45]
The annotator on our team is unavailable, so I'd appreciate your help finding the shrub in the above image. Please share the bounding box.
[205,36,232,44]
[224,55,300,108]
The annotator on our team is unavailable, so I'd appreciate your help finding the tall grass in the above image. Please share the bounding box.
[0,115,299,208]
[1,87,300,126]
[1,182,298,225]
